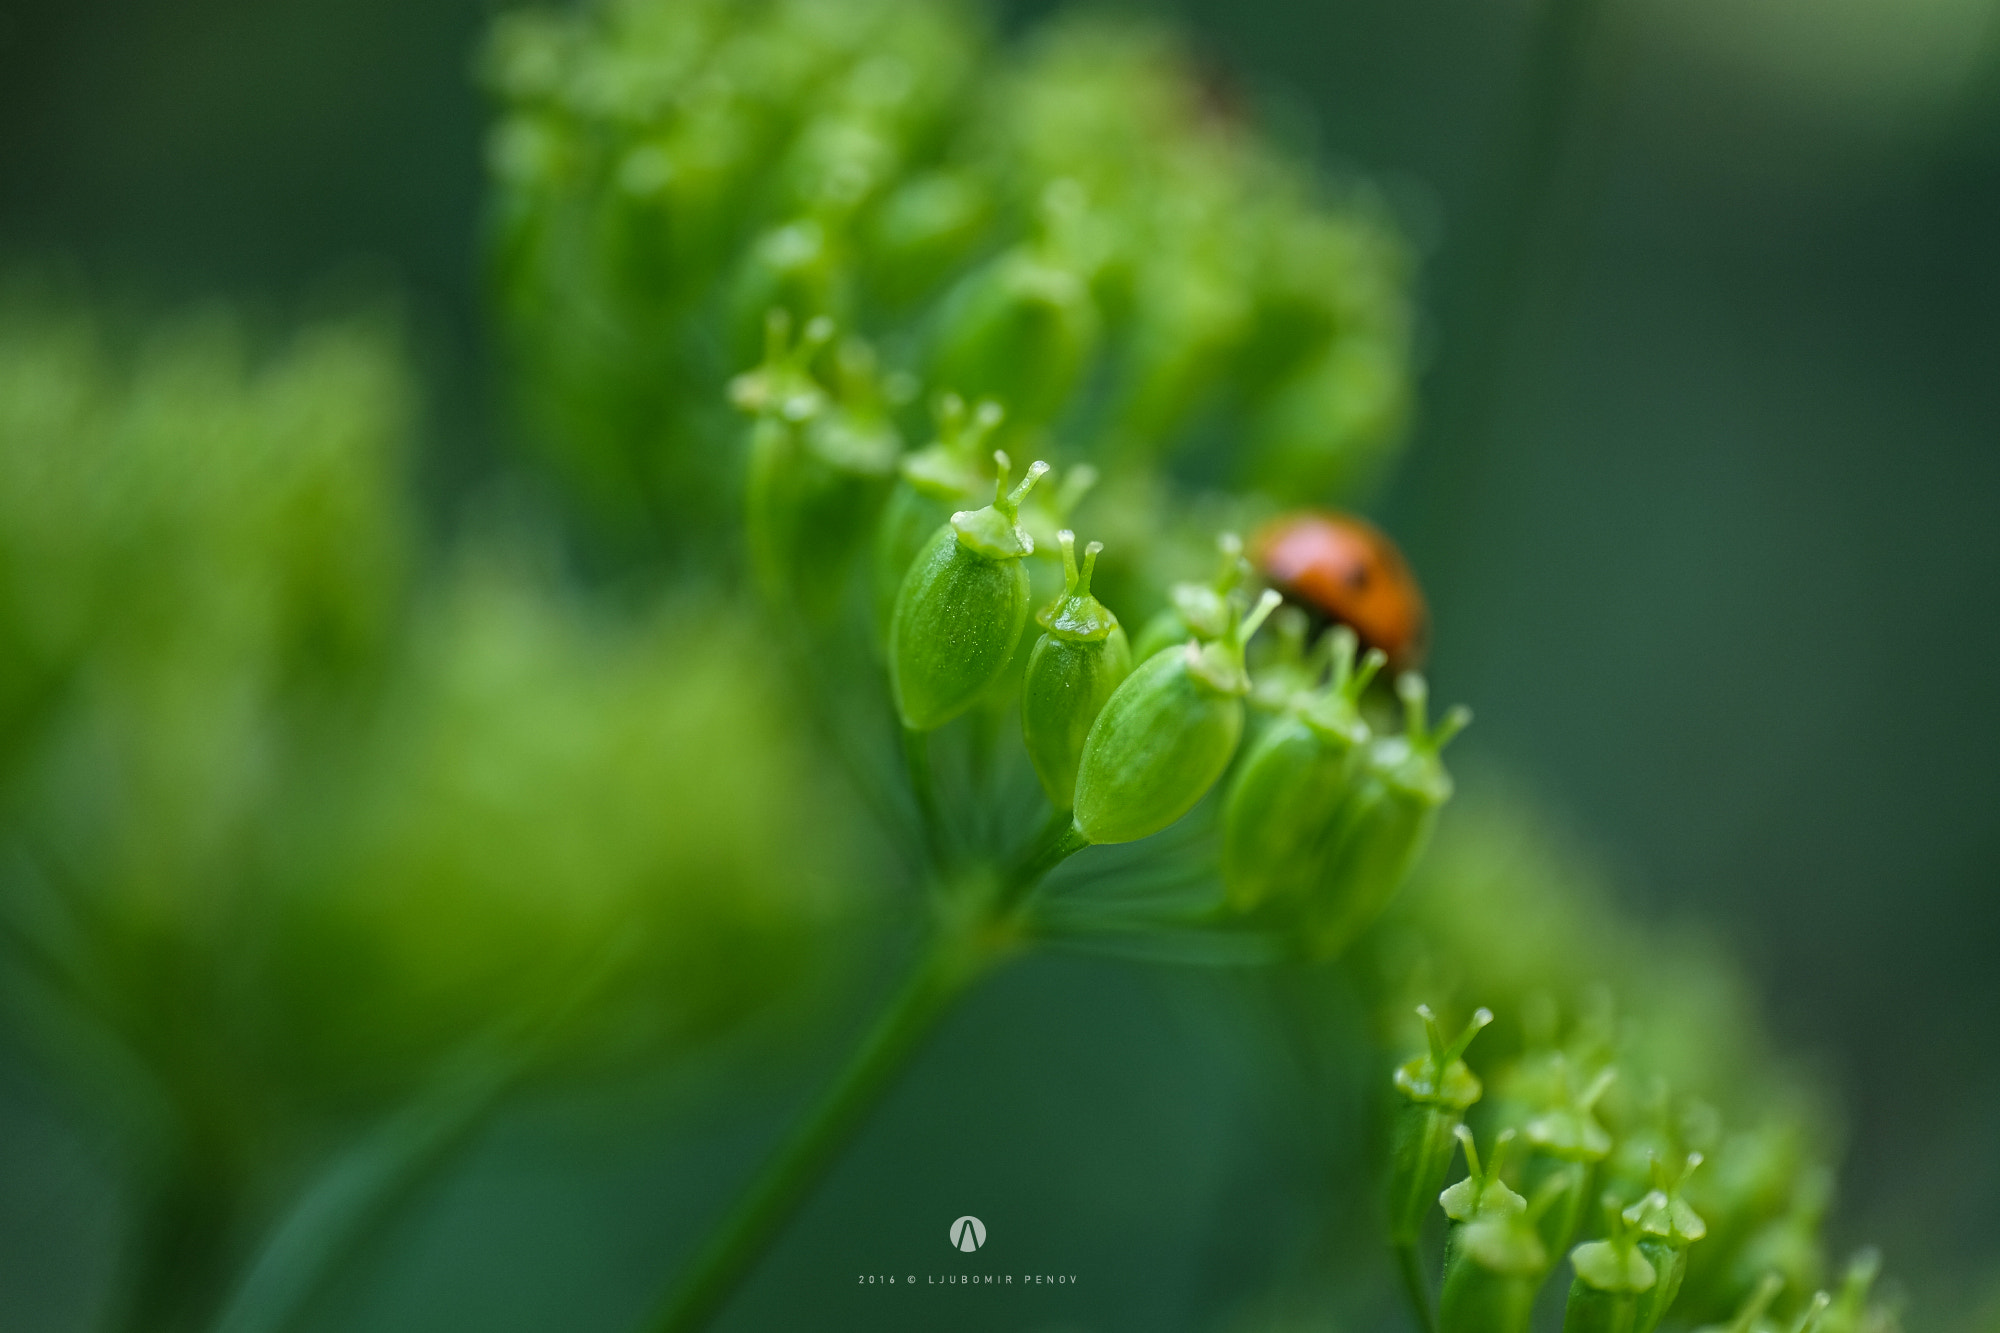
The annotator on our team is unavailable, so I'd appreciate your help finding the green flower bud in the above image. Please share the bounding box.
[1071,589,1280,845]
[1021,531,1131,811]
[1564,1196,1659,1333]
[1625,1153,1709,1333]
[1524,1059,1619,1266]
[1440,1127,1550,1333]
[888,450,1048,731]
[1222,627,1385,912]
[1133,531,1249,661]
[872,394,1005,638]
[1387,1004,1494,1247]
[1301,672,1469,957]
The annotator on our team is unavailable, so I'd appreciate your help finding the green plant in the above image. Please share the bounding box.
[480,3,1908,1331]
[0,1,1940,1331]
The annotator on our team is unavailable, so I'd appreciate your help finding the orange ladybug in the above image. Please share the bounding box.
[1249,511,1429,671]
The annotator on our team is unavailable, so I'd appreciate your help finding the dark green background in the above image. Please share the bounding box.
[1,0,1995,1327]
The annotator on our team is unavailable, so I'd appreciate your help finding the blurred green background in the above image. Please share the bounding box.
[0,0,1995,1329]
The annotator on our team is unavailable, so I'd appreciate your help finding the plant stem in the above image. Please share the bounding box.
[1394,1240,1437,1333]
[1001,816,1088,914]
[113,1146,241,1333]
[901,725,948,870]
[642,932,995,1333]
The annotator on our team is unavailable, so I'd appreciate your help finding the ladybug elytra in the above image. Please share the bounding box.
[1250,510,1429,671]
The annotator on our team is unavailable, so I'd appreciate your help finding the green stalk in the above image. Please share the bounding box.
[1395,1240,1438,1333]
[115,1146,241,1333]
[1002,817,1089,913]
[902,725,949,870]
[642,928,999,1333]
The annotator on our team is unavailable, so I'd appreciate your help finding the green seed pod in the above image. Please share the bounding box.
[1816,1250,1890,1333]
[888,451,1048,732]
[1387,1004,1494,1247]
[1564,1196,1659,1333]
[1694,1281,1830,1333]
[872,394,1005,638]
[729,218,849,365]
[1729,1167,1833,1309]
[1693,1273,1787,1333]
[1301,672,1470,957]
[1221,628,1385,911]
[928,186,1102,432]
[734,316,906,620]
[1133,531,1249,661]
[1247,606,1316,716]
[1625,1154,1709,1333]
[1021,531,1131,812]
[1524,1060,1620,1267]
[734,310,834,607]
[805,339,906,477]
[1072,589,1280,845]
[1440,1127,1550,1333]
[867,169,994,309]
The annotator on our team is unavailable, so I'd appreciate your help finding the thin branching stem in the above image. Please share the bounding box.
[642,919,997,1333]
[1395,1239,1438,1333]
[901,725,950,871]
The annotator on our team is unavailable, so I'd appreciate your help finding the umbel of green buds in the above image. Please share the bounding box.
[1563,1195,1659,1333]
[872,394,1005,637]
[1301,671,1470,958]
[1625,1154,1707,1333]
[889,451,1049,731]
[1440,1127,1550,1333]
[1021,531,1132,811]
[1222,627,1385,912]
[1388,1005,1494,1248]
[1071,589,1281,845]
[1523,1059,1619,1269]
[1134,532,1250,660]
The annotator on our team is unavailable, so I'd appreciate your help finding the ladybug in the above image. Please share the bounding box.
[1249,510,1429,671]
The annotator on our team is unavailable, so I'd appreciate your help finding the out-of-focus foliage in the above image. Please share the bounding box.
[273,564,860,1098]
[483,0,1414,556]
[0,294,416,1124]
[0,287,866,1150]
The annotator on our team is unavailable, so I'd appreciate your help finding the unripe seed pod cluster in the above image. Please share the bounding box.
[730,325,1468,934]
[1222,628,1466,959]
[1384,1002,1904,1333]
